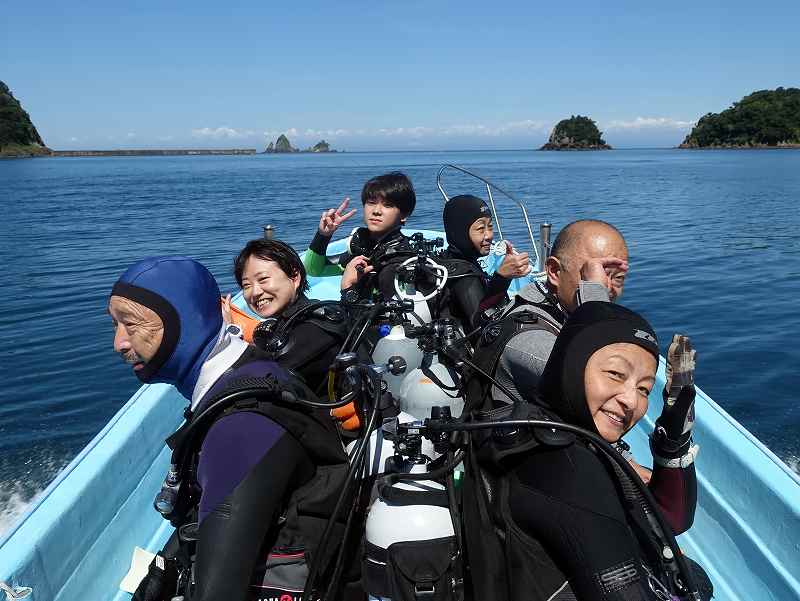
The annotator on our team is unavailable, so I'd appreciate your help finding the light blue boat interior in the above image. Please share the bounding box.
[1,229,798,600]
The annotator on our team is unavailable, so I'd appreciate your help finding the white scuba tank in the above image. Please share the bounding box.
[371,325,424,398]
[398,353,464,420]
[364,464,456,601]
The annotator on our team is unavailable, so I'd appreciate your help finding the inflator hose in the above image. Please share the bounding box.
[302,370,382,601]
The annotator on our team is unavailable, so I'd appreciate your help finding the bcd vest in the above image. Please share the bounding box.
[252,299,350,391]
[162,362,351,601]
[428,255,486,325]
[346,228,420,303]
[463,303,562,415]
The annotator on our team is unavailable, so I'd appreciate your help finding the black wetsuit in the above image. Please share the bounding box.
[508,438,665,599]
[433,247,512,331]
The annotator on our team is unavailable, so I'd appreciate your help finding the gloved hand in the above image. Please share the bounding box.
[652,334,696,458]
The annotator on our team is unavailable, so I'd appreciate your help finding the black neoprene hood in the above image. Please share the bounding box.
[443,195,492,262]
[537,302,659,436]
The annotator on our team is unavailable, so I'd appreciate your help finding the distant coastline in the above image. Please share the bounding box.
[679,88,800,149]
[50,148,257,157]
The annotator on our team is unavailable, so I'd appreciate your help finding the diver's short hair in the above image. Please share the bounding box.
[550,219,624,267]
[361,172,416,216]
[234,239,310,293]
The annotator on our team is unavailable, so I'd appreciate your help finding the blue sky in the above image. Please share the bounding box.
[3,1,798,150]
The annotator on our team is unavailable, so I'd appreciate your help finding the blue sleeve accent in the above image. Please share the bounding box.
[197,411,286,523]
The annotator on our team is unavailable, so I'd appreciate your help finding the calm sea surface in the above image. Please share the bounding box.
[1,149,799,533]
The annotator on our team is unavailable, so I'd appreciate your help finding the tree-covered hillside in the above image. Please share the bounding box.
[540,115,611,150]
[681,88,800,148]
[0,81,50,156]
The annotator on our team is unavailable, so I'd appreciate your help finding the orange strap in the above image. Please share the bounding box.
[222,298,260,343]
[331,402,362,431]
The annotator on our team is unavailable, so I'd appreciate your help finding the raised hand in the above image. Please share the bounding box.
[497,241,532,278]
[579,256,628,295]
[652,334,697,458]
[221,293,233,324]
[318,197,357,237]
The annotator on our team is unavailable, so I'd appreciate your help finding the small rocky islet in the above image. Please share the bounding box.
[539,115,611,150]
[264,134,338,153]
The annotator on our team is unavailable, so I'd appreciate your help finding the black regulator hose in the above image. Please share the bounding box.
[338,302,383,356]
[302,370,382,601]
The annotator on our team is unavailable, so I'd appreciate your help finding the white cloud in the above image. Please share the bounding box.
[603,117,695,131]
[258,119,550,142]
[376,126,434,138]
[197,116,689,146]
[157,135,175,142]
[126,132,136,138]
[191,127,255,139]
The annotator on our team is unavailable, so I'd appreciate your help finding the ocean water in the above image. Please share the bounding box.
[1,149,799,534]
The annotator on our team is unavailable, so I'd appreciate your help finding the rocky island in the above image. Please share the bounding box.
[540,115,611,150]
[264,134,337,153]
[680,87,800,149]
[0,81,51,157]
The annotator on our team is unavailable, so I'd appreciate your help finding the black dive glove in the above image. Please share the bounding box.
[651,334,698,461]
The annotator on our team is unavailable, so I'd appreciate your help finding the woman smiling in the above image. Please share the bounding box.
[223,239,348,393]
[464,302,711,601]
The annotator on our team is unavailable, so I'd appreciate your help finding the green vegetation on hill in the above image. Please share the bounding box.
[540,115,611,150]
[0,81,50,156]
[681,88,800,148]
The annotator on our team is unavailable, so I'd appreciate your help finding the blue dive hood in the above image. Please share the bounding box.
[111,257,222,399]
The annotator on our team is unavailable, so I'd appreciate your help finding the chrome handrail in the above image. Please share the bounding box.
[436,164,542,270]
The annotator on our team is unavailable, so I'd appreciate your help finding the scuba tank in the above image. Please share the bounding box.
[398,354,463,420]
[363,415,462,601]
[371,324,424,398]
[406,290,433,326]
[397,319,464,420]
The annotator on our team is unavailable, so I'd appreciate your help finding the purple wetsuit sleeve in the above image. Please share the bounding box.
[197,411,286,523]
[648,463,697,534]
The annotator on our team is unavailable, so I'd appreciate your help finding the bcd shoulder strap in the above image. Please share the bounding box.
[463,307,561,414]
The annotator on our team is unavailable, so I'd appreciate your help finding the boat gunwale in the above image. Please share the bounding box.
[0,384,156,548]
